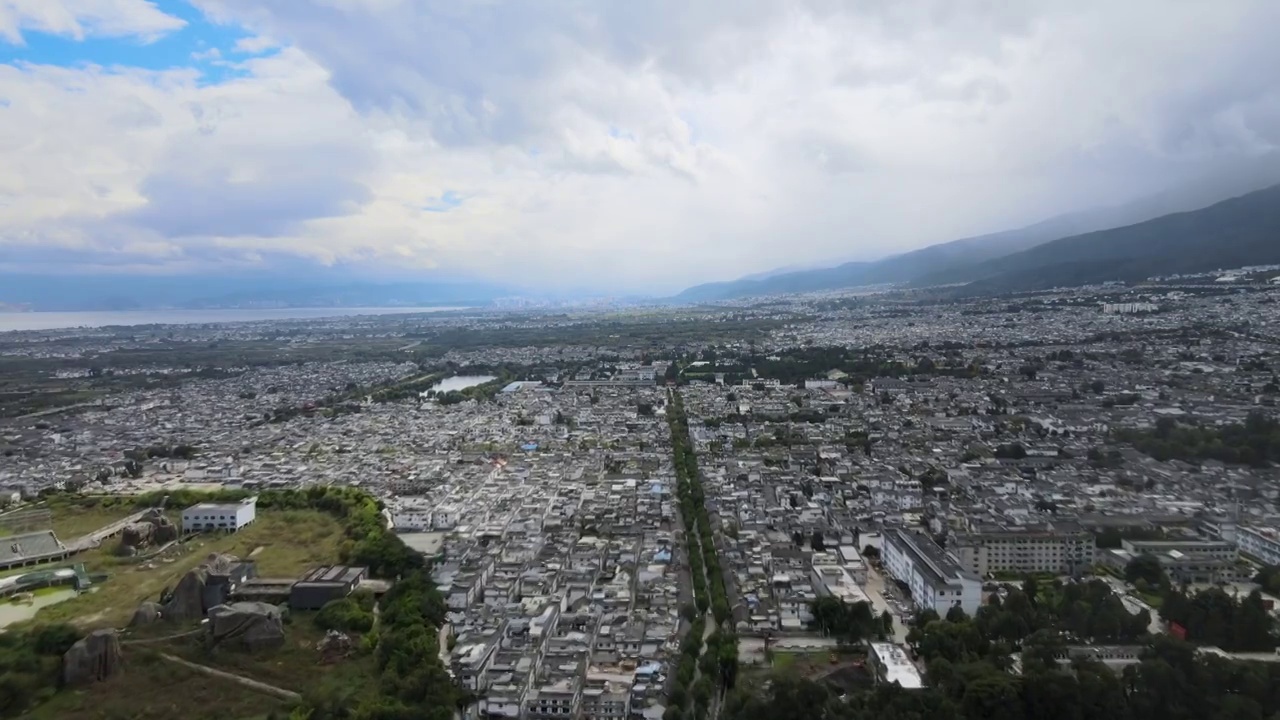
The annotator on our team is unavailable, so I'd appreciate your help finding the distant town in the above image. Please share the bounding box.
[2,276,1280,720]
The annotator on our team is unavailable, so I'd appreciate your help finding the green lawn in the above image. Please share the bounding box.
[49,502,138,540]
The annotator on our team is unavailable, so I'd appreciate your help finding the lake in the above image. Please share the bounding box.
[428,375,498,393]
[0,306,469,333]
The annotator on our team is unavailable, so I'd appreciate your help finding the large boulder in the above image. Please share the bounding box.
[120,522,155,548]
[129,601,164,627]
[151,516,178,545]
[207,602,285,651]
[161,553,239,622]
[62,629,123,686]
[119,510,179,554]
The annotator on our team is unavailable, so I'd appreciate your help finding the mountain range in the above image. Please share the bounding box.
[677,161,1280,301]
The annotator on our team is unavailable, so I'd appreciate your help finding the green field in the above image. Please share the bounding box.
[164,609,376,699]
[23,649,291,720]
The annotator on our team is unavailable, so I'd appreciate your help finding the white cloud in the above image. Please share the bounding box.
[0,0,185,44]
[231,34,276,54]
[3,0,1280,292]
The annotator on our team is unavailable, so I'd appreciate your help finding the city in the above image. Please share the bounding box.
[2,277,1279,719]
[4,2,1280,718]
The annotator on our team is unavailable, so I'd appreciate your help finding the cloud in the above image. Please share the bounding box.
[3,0,1280,293]
[0,0,185,44]
[231,34,275,54]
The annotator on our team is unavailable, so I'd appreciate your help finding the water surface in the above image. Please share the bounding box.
[429,375,498,393]
[0,588,77,629]
[0,306,469,332]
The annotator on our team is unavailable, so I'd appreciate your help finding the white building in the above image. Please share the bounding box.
[869,643,924,689]
[810,564,871,606]
[391,508,433,531]
[837,545,868,585]
[1102,302,1158,314]
[1237,525,1280,566]
[882,529,982,616]
[181,496,257,533]
[433,504,460,530]
[952,522,1097,577]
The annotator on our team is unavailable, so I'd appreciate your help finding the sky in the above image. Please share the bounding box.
[2,1,1280,294]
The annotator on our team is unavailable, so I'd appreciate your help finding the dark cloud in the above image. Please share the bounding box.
[125,170,370,237]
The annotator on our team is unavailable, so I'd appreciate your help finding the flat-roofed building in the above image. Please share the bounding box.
[837,545,868,584]
[952,521,1096,577]
[181,496,257,534]
[869,642,924,689]
[289,565,367,610]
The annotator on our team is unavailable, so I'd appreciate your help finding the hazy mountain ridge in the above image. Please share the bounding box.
[946,183,1280,292]
[676,159,1280,301]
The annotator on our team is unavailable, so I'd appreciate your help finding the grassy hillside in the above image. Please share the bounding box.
[17,508,343,629]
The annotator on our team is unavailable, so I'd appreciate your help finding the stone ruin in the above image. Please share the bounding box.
[62,629,124,687]
[207,601,286,651]
[117,508,179,556]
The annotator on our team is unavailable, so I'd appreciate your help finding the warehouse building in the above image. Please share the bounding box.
[289,565,368,610]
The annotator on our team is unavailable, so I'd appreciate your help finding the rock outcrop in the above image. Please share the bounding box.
[161,553,239,622]
[207,602,286,651]
[118,509,178,555]
[62,629,123,686]
[129,601,164,627]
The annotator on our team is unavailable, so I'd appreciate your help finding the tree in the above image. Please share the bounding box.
[1124,553,1166,588]
[810,531,826,552]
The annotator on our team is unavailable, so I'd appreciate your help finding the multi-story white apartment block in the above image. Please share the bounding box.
[580,677,631,720]
[1237,525,1280,565]
[882,529,982,616]
[951,521,1097,577]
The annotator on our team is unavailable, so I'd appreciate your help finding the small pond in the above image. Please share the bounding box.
[0,588,78,629]
[427,375,497,393]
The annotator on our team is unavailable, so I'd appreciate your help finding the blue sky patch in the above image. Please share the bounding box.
[0,1,268,84]
[424,191,464,213]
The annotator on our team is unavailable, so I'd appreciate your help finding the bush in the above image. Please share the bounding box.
[315,597,375,633]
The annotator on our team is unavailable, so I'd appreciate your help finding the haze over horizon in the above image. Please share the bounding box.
[4,1,1280,294]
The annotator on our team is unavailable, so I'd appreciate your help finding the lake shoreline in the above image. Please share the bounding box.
[0,306,474,333]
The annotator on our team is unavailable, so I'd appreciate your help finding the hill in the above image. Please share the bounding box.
[936,183,1280,292]
[675,157,1280,301]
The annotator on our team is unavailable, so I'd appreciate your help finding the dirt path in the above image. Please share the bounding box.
[158,652,301,701]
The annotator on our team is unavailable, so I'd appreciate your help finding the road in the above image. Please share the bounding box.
[862,565,910,643]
